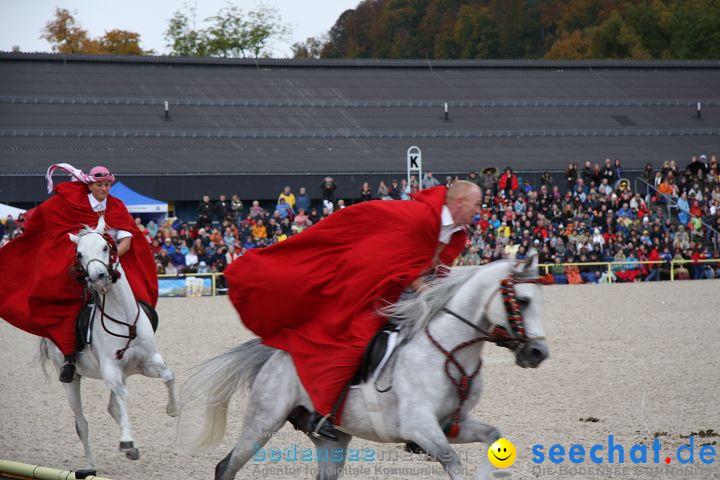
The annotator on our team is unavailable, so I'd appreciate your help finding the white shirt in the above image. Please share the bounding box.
[88,193,132,241]
[438,205,462,244]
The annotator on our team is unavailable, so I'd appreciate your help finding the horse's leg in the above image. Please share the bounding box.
[401,412,465,480]
[308,432,351,480]
[447,416,502,480]
[141,352,178,416]
[62,376,96,470]
[101,364,139,460]
[108,391,121,424]
[214,376,298,480]
[447,416,501,445]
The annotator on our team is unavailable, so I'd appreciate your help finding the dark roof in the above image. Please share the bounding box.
[1,53,719,201]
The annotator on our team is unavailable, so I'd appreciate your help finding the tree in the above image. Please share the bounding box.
[41,8,92,53]
[164,4,291,58]
[165,7,209,56]
[41,8,150,55]
[100,30,147,55]
[292,37,325,59]
[314,0,720,60]
[668,0,720,59]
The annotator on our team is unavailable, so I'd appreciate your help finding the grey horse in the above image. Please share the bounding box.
[178,255,549,480]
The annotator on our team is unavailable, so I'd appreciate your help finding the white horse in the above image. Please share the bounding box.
[40,216,178,474]
[178,255,549,480]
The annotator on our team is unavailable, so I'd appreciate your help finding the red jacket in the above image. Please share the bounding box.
[0,182,157,355]
[225,186,465,419]
[499,174,519,192]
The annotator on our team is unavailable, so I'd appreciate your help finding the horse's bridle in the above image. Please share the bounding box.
[72,232,121,284]
[424,274,545,438]
[72,231,138,359]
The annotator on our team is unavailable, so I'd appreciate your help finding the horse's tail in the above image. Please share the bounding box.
[38,338,52,381]
[177,338,275,453]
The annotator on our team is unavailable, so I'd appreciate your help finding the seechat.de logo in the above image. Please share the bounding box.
[532,435,716,465]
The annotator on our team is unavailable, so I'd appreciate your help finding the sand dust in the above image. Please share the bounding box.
[1,281,719,479]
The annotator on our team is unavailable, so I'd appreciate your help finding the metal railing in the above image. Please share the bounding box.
[155,259,718,297]
[539,259,720,283]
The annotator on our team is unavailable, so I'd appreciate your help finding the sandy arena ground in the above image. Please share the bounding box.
[1,281,719,480]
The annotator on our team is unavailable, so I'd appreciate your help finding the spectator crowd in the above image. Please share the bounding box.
[2,155,719,284]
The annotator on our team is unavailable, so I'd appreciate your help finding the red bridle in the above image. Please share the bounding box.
[425,274,545,438]
[71,232,121,284]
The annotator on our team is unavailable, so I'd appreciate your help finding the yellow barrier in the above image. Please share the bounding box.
[0,460,112,480]
[538,259,720,283]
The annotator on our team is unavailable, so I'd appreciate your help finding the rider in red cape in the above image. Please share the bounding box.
[0,164,158,382]
[225,181,481,439]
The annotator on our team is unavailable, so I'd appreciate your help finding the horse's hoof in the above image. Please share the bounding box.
[119,441,134,451]
[125,448,140,460]
[75,469,97,479]
[166,405,179,417]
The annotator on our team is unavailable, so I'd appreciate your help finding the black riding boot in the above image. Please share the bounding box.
[307,411,338,441]
[59,354,76,383]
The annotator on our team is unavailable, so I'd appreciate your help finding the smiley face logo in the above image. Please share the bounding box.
[488,438,516,468]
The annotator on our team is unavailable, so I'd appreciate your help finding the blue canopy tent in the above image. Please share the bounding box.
[110,181,168,224]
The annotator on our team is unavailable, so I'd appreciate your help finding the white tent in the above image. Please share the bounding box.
[0,202,26,219]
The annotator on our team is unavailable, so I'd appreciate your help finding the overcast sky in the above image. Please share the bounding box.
[0,0,359,57]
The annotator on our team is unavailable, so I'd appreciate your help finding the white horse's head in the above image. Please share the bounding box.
[500,254,549,368]
[69,216,119,294]
[386,253,549,369]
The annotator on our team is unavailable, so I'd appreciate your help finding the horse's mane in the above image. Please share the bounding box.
[382,265,486,338]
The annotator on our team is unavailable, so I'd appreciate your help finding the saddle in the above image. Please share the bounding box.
[350,324,401,386]
[76,300,159,351]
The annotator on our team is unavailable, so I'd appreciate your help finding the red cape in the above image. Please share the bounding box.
[0,182,158,355]
[225,187,465,419]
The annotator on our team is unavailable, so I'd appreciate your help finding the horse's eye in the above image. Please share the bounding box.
[77,253,82,259]
[518,297,530,307]
[103,246,108,252]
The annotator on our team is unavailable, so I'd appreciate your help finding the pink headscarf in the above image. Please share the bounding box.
[46,163,116,193]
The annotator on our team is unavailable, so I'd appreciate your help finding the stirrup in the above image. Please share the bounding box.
[309,413,338,441]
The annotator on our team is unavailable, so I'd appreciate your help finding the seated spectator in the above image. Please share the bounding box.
[197,261,210,274]
[388,179,402,200]
[275,196,294,220]
[223,227,236,249]
[249,200,264,218]
[377,181,391,200]
[673,250,690,280]
[399,179,411,200]
[294,209,311,230]
[252,219,267,241]
[185,247,199,273]
[565,264,583,284]
[550,257,567,284]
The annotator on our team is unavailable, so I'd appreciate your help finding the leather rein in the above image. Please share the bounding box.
[424,274,545,438]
